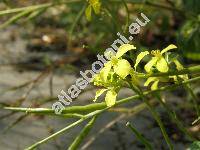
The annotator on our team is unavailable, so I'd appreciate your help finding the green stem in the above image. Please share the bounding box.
[4,76,200,115]
[0,9,32,29]
[25,109,106,150]
[0,0,81,16]
[103,5,123,34]
[128,83,173,150]
[13,76,200,150]
[68,4,86,49]
[154,93,195,141]
[126,122,153,150]
[121,0,130,33]
[185,85,200,117]
[111,0,184,14]
[68,116,97,150]
[136,65,200,78]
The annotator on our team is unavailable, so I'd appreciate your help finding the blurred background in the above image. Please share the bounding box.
[0,0,199,149]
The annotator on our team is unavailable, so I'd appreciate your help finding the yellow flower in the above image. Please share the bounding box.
[135,44,177,73]
[85,0,101,21]
[92,44,136,106]
[134,44,177,90]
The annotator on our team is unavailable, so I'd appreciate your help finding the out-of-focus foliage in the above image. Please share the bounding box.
[177,18,200,60]
[189,141,200,150]
[0,0,199,60]
[177,0,200,60]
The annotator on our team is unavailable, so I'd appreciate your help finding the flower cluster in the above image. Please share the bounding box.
[92,44,136,106]
[92,44,188,107]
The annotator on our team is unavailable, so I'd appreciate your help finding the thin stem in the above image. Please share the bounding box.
[0,0,81,16]
[154,93,195,141]
[136,65,200,78]
[81,102,150,150]
[68,116,97,150]
[121,0,130,33]
[0,9,32,29]
[4,76,200,115]
[111,0,184,14]
[68,4,86,49]
[8,76,200,150]
[25,109,106,150]
[103,5,123,34]
[126,122,153,150]
[128,83,173,150]
[185,85,200,117]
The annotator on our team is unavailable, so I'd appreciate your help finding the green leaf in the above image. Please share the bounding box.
[156,57,169,72]
[144,77,158,86]
[105,90,117,107]
[93,89,107,102]
[144,57,158,72]
[134,51,149,71]
[114,59,131,79]
[116,44,136,58]
[85,5,92,21]
[188,141,200,150]
[161,44,177,54]
[151,80,159,90]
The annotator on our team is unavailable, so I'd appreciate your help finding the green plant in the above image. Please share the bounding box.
[0,0,200,149]
[3,44,200,149]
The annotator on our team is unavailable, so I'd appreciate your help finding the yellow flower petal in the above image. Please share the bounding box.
[105,90,117,107]
[100,61,112,81]
[90,0,101,14]
[116,44,136,58]
[173,60,188,80]
[85,5,92,21]
[114,59,131,79]
[161,44,177,54]
[156,57,168,72]
[134,51,149,71]
[151,80,159,90]
[93,89,107,102]
[130,70,139,85]
[144,57,158,72]
[144,77,158,86]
